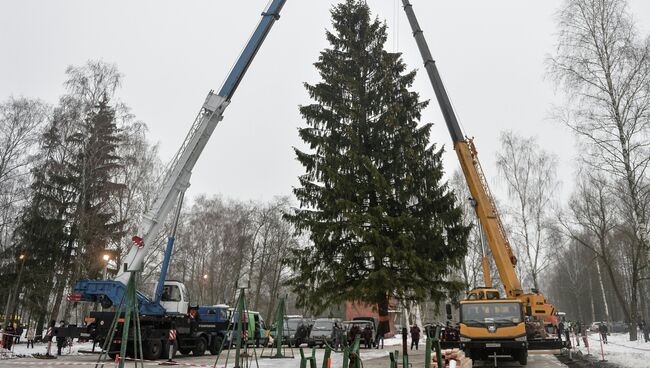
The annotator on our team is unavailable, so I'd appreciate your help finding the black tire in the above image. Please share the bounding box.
[143,339,163,360]
[178,347,192,355]
[193,337,207,356]
[108,342,119,360]
[210,335,224,355]
[517,350,528,366]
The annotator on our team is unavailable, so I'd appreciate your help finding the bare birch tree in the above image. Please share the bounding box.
[496,131,559,291]
[549,0,650,340]
[0,97,48,250]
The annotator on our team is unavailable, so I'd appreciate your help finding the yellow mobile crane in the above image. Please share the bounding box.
[400,1,564,364]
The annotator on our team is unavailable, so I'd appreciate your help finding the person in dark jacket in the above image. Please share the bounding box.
[374,322,385,349]
[362,325,373,349]
[56,320,67,355]
[557,321,565,342]
[598,323,608,344]
[4,324,15,350]
[410,324,421,350]
[640,320,649,343]
[348,324,361,346]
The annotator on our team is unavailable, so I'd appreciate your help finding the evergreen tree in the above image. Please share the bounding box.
[67,98,125,279]
[286,0,469,317]
[15,119,73,332]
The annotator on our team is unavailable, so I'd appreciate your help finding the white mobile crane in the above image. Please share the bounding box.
[66,0,288,359]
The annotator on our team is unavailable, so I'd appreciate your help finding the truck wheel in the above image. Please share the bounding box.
[144,339,163,360]
[193,337,207,356]
[178,347,192,355]
[209,336,224,355]
[517,350,528,366]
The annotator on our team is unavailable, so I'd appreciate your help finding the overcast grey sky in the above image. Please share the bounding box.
[2,0,650,205]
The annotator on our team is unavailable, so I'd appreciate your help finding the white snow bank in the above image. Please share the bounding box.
[574,332,650,368]
[3,341,96,357]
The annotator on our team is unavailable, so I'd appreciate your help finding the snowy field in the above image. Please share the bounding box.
[573,332,650,368]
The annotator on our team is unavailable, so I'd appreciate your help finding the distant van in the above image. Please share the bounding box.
[225,308,269,347]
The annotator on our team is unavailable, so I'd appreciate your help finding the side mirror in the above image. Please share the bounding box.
[445,303,453,320]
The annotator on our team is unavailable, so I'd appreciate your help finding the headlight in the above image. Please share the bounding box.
[460,336,470,342]
[515,336,527,342]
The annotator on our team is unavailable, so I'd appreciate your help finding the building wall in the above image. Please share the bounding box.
[345,301,398,337]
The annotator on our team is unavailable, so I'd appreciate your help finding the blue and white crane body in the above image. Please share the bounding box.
[67,0,287,359]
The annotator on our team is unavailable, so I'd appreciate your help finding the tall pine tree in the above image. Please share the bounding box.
[286,0,469,319]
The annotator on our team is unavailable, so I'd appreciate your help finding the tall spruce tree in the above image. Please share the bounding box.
[286,0,469,319]
[68,98,125,280]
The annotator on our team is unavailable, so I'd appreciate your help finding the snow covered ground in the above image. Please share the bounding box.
[1,340,96,357]
[574,332,650,368]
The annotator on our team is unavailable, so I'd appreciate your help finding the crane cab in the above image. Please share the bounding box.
[467,288,501,301]
[160,280,189,315]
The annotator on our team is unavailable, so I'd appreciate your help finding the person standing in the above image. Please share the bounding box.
[598,322,608,344]
[374,323,385,349]
[334,322,344,349]
[362,325,373,349]
[4,324,15,351]
[45,320,55,356]
[15,324,23,344]
[574,321,581,346]
[564,322,571,346]
[409,324,420,350]
[557,321,565,343]
[56,320,67,356]
[26,326,35,348]
[642,320,650,343]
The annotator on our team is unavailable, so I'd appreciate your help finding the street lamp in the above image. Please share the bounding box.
[102,254,110,279]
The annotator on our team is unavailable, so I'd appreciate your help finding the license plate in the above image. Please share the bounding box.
[485,343,501,348]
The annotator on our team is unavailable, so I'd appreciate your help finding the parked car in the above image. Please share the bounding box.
[610,321,630,333]
[282,317,312,347]
[589,321,605,332]
[308,318,341,348]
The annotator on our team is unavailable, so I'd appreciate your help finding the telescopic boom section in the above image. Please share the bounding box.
[400,0,523,298]
[114,0,287,286]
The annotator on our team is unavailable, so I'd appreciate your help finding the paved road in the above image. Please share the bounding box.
[0,348,568,368]
[472,350,568,367]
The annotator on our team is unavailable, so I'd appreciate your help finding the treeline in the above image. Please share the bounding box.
[142,195,300,320]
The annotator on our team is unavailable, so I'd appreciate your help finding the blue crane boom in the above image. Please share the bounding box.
[74,0,288,316]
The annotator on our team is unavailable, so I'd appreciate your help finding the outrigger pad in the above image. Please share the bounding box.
[32,353,57,359]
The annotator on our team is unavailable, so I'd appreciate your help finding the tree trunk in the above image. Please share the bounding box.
[589,269,596,322]
[377,293,390,337]
[640,282,648,322]
[595,259,611,322]
[630,277,639,341]
[49,276,66,323]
